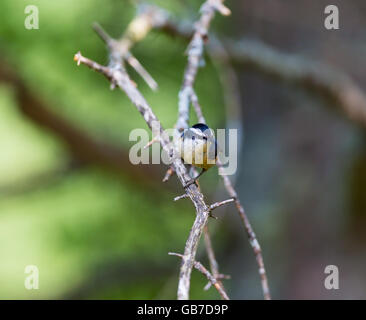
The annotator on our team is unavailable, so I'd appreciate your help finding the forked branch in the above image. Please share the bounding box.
[74,1,271,300]
[169,252,229,300]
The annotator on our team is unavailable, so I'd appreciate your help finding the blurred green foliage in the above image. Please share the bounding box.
[0,0,227,299]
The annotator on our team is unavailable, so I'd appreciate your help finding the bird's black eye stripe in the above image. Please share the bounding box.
[203,136,207,140]
[192,136,195,140]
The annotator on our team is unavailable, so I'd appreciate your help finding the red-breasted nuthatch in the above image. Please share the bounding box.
[178,123,217,187]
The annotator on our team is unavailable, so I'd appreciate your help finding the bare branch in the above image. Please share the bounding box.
[190,90,206,124]
[169,252,229,300]
[174,194,189,201]
[144,136,160,149]
[209,198,235,211]
[162,166,175,182]
[218,165,271,300]
[203,225,230,291]
[93,22,114,45]
[204,273,230,290]
[93,5,167,90]
[125,52,158,90]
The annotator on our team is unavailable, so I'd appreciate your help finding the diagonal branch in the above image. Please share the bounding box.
[218,166,271,300]
[74,17,212,301]
[203,225,230,292]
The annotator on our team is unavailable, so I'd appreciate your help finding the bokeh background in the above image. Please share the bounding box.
[0,0,365,299]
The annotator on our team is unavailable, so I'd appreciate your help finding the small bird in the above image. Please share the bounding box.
[178,123,218,187]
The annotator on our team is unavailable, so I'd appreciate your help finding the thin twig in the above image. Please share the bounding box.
[125,52,158,91]
[93,5,163,90]
[190,90,206,124]
[203,225,230,291]
[209,198,234,211]
[174,194,189,201]
[218,164,271,300]
[169,252,229,300]
[93,22,114,45]
[162,166,175,182]
[144,136,160,149]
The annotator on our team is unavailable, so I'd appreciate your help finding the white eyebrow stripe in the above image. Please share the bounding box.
[190,128,205,138]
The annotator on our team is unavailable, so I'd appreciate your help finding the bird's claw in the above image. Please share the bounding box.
[183,179,197,189]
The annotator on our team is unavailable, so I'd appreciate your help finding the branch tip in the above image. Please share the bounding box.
[162,166,175,182]
[174,194,189,201]
[73,51,82,65]
[144,136,159,149]
[215,3,231,16]
[209,197,235,212]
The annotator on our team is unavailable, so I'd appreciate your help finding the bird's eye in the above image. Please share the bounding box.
[191,136,195,140]
[203,136,207,141]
